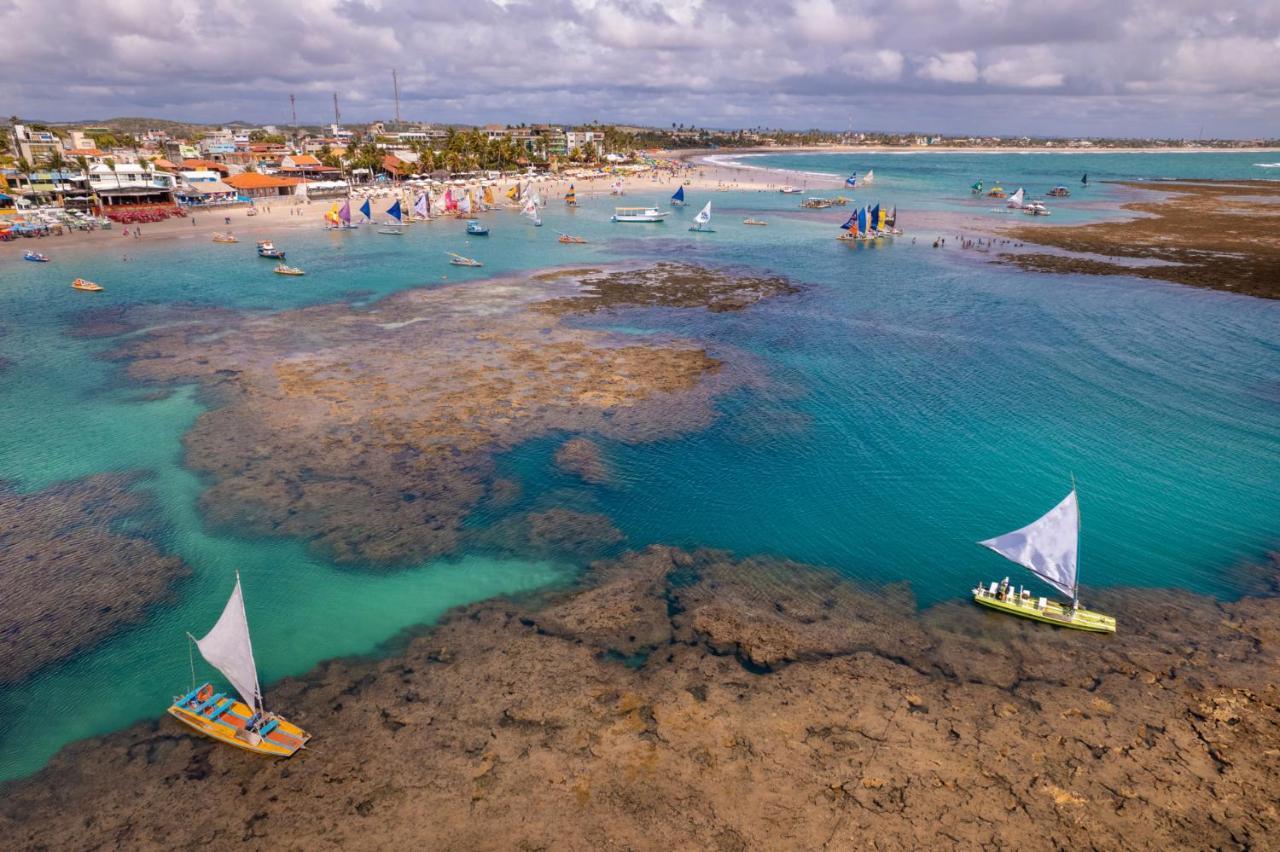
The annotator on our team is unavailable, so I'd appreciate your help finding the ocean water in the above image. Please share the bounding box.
[1,152,1277,782]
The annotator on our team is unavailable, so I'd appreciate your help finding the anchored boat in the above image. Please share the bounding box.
[256,240,286,259]
[448,251,483,267]
[168,573,311,756]
[670,185,686,207]
[71,278,103,292]
[973,487,1116,633]
[212,233,238,243]
[611,206,669,223]
[23,251,49,262]
[465,220,490,236]
[273,264,305,276]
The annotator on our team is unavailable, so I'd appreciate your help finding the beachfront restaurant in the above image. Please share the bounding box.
[88,164,177,210]
[222,172,304,199]
[175,180,238,206]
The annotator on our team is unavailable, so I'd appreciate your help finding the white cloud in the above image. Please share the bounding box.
[918,51,979,83]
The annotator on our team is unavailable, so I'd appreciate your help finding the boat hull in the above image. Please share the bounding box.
[168,691,310,757]
[972,589,1115,633]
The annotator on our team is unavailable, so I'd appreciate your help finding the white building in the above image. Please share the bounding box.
[565,130,604,157]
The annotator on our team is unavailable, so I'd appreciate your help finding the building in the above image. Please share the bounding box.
[87,163,178,209]
[9,125,62,165]
[278,154,343,180]
[564,130,604,157]
[222,172,305,198]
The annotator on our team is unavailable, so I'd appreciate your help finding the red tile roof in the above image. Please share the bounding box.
[223,173,305,190]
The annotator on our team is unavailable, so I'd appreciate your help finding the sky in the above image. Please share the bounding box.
[4,0,1279,138]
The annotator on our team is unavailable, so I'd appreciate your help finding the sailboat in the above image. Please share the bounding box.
[688,201,714,232]
[413,193,430,220]
[1081,173,1089,185]
[168,574,312,756]
[337,199,356,229]
[973,488,1116,633]
[565,184,577,206]
[323,203,341,229]
[522,194,542,226]
[1006,188,1026,209]
[845,172,858,189]
[862,169,875,185]
[671,185,686,207]
[970,180,984,195]
[359,198,373,224]
[378,200,404,234]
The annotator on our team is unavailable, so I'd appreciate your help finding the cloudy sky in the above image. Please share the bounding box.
[5,0,1278,137]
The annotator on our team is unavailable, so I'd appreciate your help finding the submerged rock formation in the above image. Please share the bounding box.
[101,264,787,566]
[0,474,189,684]
[5,547,1277,850]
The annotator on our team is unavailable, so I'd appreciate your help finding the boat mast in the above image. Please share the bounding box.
[1071,474,1080,608]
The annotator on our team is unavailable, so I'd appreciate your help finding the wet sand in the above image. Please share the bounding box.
[3,546,1277,850]
[1001,180,1280,299]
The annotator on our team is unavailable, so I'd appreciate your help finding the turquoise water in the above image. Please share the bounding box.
[711,149,1280,224]
[2,152,1278,781]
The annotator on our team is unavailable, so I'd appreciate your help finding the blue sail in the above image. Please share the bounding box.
[840,212,855,231]
[845,172,857,188]
[387,200,402,222]
[857,207,867,233]
[359,199,372,221]
[869,204,880,232]
[672,186,685,203]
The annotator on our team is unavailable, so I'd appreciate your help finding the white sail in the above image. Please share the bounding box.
[195,575,261,712]
[459,194,472,215]
[863,169,874,184]
[1008,188,1025,208]
[979,490,1079,598]
[694,201,712,225]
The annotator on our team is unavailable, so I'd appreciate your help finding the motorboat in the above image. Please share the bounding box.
[23,251,50,262]
[1047,186,1071,197]
[273,264,306,276]
[557,233,588,244]
[71,278,103,292]
[465,220,490,236]
[611,206,670,223]
[1022,201,1052,216]
[256,240,286,259]
[742,218,767,226]
[778,186,803,194]
[448,251,483,267]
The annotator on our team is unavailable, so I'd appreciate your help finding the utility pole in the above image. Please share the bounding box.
[392,69,401,127]
[290,94,298,127]
[333,92,341,126]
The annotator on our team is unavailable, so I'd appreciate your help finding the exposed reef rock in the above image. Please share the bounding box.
[5,547,1278,850]
[1002,180,1280,298]
[101,265,787,565]
[0,474,189,684]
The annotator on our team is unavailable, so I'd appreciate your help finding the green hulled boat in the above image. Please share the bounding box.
[972,487,1116,634]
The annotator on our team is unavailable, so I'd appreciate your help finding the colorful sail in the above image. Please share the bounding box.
[338,200,351,224]
[565,184,576,205]
[840,212,856,231]
[483,185,495,205]
[878,206,887,230]
[845,172,857,188]
[979,490,1080,600]
[359,198,372,221]
[324,203,340,225]
[857,206,867,234]
[886,206,897,228]
[971,180,983,193]
[671,185,685,204]
[506,184,520,201]
[868,204,880,232]
[414,193,429,219]
[386,200,402,222]
[444,189,458,212]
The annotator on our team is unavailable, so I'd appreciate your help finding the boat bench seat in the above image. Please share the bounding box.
[258,719,280,737]
[209,698,232,718]
[175,686,204,707]
[195,692,225,714]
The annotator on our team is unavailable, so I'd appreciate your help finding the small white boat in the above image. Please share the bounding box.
[611,206,670,223]
[778,186,802,194]
[1022,201,1052,216]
